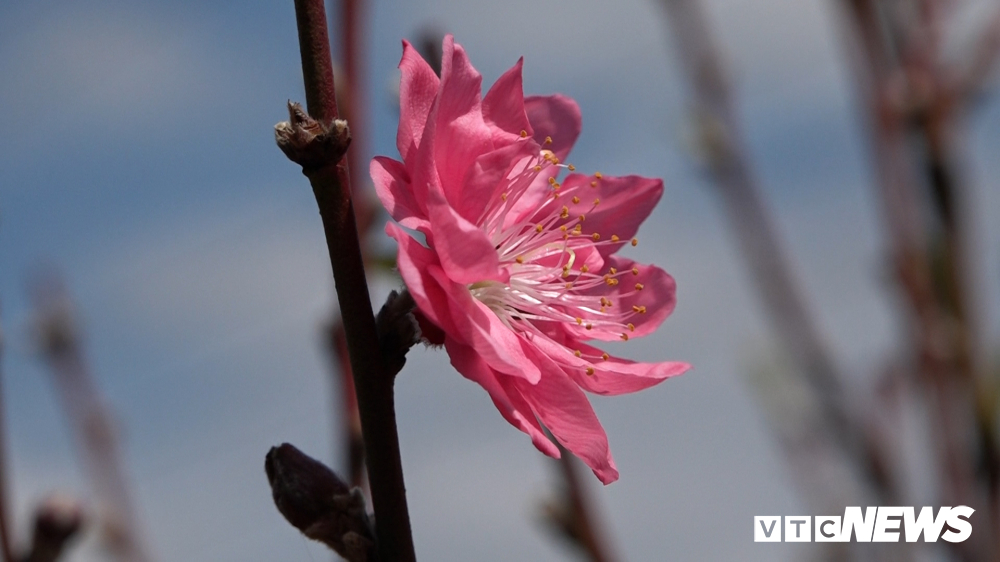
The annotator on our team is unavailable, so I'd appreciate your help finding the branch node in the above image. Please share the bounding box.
[275,101,351,173]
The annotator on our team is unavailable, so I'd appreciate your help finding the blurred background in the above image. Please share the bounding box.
[1,0,999,560]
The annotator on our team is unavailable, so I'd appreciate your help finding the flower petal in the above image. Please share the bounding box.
[426,188,506,285]
[445,338,560,458]
[385,222,455,334]
[397,40,440,165]
[425,265,541,384]
[524,94,581,161]
[508,348,619,484]
[549,174,663,258]
[371,156,429,230]
[461,141,539,225]
[527,331,689,396]
[431,36,495,207]
[482,58,532,147]
[561,257,678,341]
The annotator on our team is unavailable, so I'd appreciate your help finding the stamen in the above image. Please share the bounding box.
[545,136,553,145]
[520,130,528,138]
[620,333,629,341]
[586,367,595,376]
[631,267,639,275]
[631,238,638,246]
[574,350,582,358]
[601,353,609,361]
[611,235,620,242]
[572,196,580,204]
[635,283,644,291]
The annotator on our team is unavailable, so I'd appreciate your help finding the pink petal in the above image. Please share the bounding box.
[508,349,619,484]
[445,338,560,458]
[545,174,663,258]
[425,188,506,285]
[425,266,541,384]
[460,141,538,224]
[561,256,678,342]
[528,332,689,396]
[431,36,495,206]
[524,94,581,161]
[397,40,440,165]
[482,58,532,147]
[371,156,429,231]
[386,222,456,334]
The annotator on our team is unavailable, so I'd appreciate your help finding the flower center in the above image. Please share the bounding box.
[466,136,646,344]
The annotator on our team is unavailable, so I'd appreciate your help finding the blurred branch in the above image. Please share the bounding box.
[541,448,617,562]
[20,496,83,562]
[29,276,151,562]
[281,1,415,560]
[658,0,893,505]
[958,5,1000,101]
[0,309,14,562]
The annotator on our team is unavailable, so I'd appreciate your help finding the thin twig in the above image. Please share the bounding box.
[0,308,15,562]
[542,448,617,562]
[658,0,890,504]
[285,1,416,560]
[30,278,151,562]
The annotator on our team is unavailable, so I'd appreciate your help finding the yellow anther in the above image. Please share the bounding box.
[560,206,570,219]
[620,333,629,341]
[560,225,568,232]
[580,264,589,273]
[578,214,586,222]
[533,165,543,172]
[585,323,593,330]
[572,196,580,204]
[631,267,639,275]
[586,366,595,376]
[635,283,644,291]
[632,305,642,313]
[500,192,508,201]
[535,224,544,233]
[568,164,576,171]
[563,233,569,240]
[552,193,560,200]
[611,235,620,242]
[520,130,528,138]
[605,278,618,286]
[575,317,583,325]
[545,136,553,145]
[572,226,582,235]
[592,232,600,241]
[595,171,603,179]
[593,198,600,206]
[574,350,582,358]
[515,256,524,264]
[631,238,638,246]
[553,183,561,191]
[590,180,598,187]
[565,282,573,289]
[548,176,557,186]
[628,323,635,332]
[609,267,617,274]
[601,353,610,361]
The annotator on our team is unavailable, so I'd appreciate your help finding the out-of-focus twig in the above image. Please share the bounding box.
[658,0,892,506]
[20,495,83,562]
[29,276,151,562]
[541,447,617,562]
[0,308,14,562]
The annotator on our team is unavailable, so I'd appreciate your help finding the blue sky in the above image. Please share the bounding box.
[1,0,998,560]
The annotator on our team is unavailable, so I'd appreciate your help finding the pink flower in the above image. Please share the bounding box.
[372,36,689,484]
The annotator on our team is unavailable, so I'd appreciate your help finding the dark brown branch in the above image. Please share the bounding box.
[282,2,416,560]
